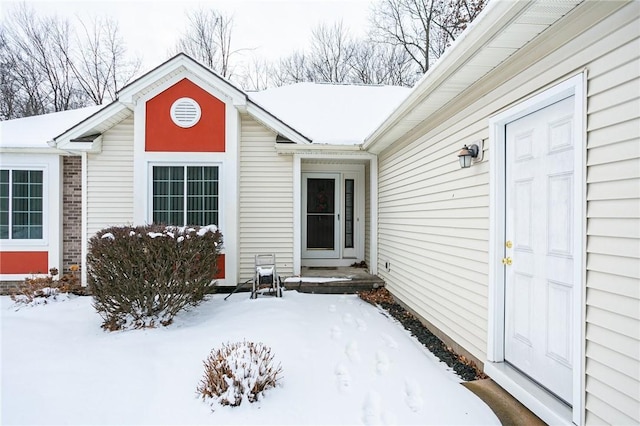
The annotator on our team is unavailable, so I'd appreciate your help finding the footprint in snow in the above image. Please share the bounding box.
[334,363,351,393]
[345,341,361,362]
[381,410,398,426]
[404,379,424,412]
[356,318,367,331]
[331,325,342,340]
[342,313,354,325]
[375,350,390,374]
[361,391,382,425]
[328,304,337,313]
[381,333,398,349]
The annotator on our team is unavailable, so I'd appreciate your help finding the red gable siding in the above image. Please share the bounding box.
[145,78,225,152]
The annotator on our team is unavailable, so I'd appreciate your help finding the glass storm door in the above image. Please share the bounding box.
[303,173,340,259]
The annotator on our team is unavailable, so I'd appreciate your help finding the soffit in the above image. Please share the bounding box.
[364,0,584,154]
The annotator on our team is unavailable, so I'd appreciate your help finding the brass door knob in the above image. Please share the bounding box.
[501,257,512,265]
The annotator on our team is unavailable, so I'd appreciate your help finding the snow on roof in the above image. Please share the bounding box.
[0,105,104,149]
[0,83,410,150]
[249,83,411,145]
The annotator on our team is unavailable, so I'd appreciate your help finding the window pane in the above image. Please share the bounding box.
[307,179,335,214]
[13,170,28,183]
[153,166,184,226]
[152,166,219,227]
[11,170,43,240]
[30,170,42,184]
[0,171,8,239]
[345,179,354,248]
[203,211,218,226]
[186,166,219,226]
[203,167,218,180]
[30,226,42,239]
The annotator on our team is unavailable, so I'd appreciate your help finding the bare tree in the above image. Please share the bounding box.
[175,8,238,78]
[307,21,356,83]
[1,4,80,116]
[0,4,141,119]
[65,16,141,105]
[236,55,273,91]
[350,42,417,86]
[270,51,313,86]
[370,0,487,75]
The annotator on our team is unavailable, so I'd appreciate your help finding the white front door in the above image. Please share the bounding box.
[302,173,340,259]
[504,95,575,404]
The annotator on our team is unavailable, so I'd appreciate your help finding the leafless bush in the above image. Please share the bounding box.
[87,224,222,330]
[197,341,283,408]
[11,266,82,306]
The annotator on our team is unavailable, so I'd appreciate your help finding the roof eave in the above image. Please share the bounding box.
[246,100,312,145]
[118,53,247,107]
[362,0,542,154]
[0,146,70,155]
[54,102,129,151]
[275,142,364,155]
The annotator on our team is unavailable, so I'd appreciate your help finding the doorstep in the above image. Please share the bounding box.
[217,266,385,295]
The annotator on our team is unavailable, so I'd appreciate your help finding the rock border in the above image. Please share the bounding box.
[359,288,487,382]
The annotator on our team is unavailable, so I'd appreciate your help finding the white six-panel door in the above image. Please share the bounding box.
[504,95,575,404]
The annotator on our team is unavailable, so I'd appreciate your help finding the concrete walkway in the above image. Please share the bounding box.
[463,379,546,425]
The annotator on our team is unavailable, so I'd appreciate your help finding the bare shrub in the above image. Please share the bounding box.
[87,224,222,330]
[197,341,283,408]
[11,266,82,306]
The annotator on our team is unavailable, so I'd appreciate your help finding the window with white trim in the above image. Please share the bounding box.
[152,165,219,226]
[0,169,44,240]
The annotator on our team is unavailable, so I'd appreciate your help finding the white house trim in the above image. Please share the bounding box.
[246,102,311,145]
[293,155,302,275]
[0,154,60,280]
[118,54,246,107]
[486,73,586,425]
[81,152,88,286]
[292,151,377,274]
[54,102,131,150]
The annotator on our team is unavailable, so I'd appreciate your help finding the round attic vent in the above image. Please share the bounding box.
[170,97,201,128]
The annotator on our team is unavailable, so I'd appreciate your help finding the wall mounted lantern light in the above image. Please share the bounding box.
[457,140,483,169]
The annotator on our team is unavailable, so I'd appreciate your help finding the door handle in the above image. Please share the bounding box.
[501,257,512,265]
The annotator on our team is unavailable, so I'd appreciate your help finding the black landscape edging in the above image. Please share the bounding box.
[377,301,481,381]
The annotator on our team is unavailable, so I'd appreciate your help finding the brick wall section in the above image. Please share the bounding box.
[62,156,82,274]
[0,281,20,295]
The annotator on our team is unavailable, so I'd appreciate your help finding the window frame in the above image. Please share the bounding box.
[0,166,47,243]
[147,162,222,228]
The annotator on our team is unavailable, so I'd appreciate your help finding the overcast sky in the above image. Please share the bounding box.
[2,0,374,73]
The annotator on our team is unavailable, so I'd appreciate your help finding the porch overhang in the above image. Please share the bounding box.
[275,142,368,156]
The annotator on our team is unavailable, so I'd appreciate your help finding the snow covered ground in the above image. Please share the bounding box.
[1,291,499,425]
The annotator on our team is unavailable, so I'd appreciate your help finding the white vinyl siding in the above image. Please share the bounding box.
[583,3,640,423]
[378,130,490,361]
[376,2,639,424]
[86,116,134,239]
[239,114,294,281]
